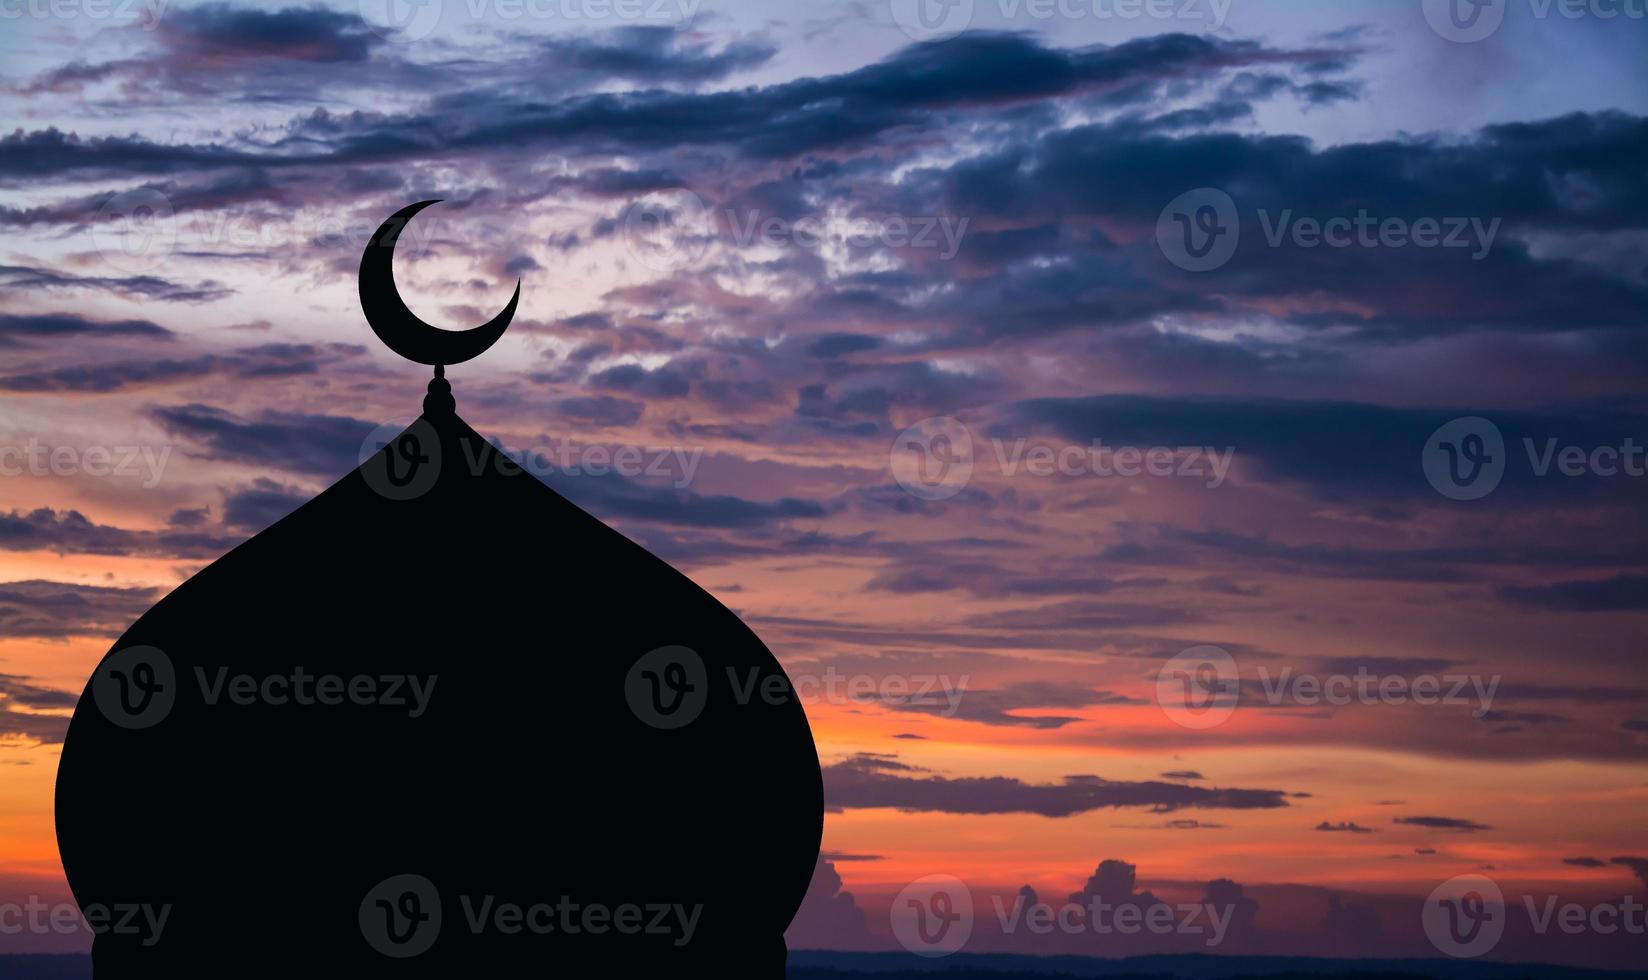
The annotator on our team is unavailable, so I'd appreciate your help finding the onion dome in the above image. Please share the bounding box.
[55,201,824,976]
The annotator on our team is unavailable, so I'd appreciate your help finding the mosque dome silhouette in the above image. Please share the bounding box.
[55,201,825,976]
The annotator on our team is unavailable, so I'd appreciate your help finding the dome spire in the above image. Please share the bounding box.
[423,364,455,416]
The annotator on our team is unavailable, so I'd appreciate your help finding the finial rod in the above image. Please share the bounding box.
[423,364,455,416]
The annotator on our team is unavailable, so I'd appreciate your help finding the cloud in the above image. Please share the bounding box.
[0,312,172,346]
[995,395,1648,507]
[550,395,646,428]
[0,342,363,393]
[534,25,777,86]
[0,579,162,639]
[150,402,374,477]
[0,674,73,744]
[0,509,237,560]
[534,459,828,529]
[875,680,1143,729]
[0,264,230,303]
[1610,856,1648,888]
[1500,574,1648,612]
[220,478,310,533]
[1564,857,1607,868]
[1316,821,1376,833]
[822,753,1292,817]
[786,856,874,951]
[1392,816,1492,833]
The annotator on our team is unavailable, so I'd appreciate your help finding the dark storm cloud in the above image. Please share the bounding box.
[551,395,646,427]
[1316,821,1376,833]
[964,600,1197,632]
[0,579,163,639]
[822,754,1292,817]
[0,674,75,710]
[155,4,381,64]
[535,463,828,529]
[0,699,70,745]
[0,128,273,182]
[0,343,363,393]
[1392,816,1492,833]
[0,312,172,344]
[803,333,883,359]
[1500,573,1648,612]
[13,4,391,107]
[6,32,1309,183]
[876,680,1143,729]
[923,111,1648,346]
[534,25,777,85]
[590,362,692,398]
[0,509,238,560]
[1612,857,1648,888]
[995,395,1648,506]
[0,264,230,304]
[864,556,1166,598]
[221,478,310,533]
[151,402,375,478]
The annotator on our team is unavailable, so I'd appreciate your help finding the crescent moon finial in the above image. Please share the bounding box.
[359,200,520,374]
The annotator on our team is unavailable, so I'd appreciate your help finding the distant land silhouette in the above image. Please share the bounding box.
[5,952,1648,980]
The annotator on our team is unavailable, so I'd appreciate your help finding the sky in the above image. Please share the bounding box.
[1,0,1646,969]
